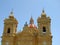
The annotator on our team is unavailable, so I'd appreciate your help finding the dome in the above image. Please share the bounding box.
[28,24,37,28]
[28,17,37,28]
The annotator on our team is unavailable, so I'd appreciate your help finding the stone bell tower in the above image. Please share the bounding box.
[37,10,52,45]
[1,11,18,45]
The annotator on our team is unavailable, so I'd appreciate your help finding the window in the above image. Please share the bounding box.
[7,28,10,33]
[43,27,46,33]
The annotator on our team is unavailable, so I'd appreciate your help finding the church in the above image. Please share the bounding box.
[1,10,52,45]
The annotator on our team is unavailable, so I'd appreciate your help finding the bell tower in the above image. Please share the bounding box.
[2,11,18,45]
[37,10,52,45]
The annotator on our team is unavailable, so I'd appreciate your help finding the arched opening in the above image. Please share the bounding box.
[7,28,10,33]
[43,27,46,32]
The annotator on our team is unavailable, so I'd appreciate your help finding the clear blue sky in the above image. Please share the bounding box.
[0,0,60,45]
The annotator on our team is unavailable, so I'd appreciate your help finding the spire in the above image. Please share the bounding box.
[29,16,37,28]
[30,16,34,24]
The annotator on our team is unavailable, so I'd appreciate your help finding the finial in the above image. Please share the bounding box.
[41,8,46,17]
[31,16,33,19]
[30,16,34,24]
[24,21,28,26]
[42,8,45,13]
[10,9,14,16]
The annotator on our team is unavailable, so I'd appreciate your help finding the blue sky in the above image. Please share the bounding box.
[0,0,60,45]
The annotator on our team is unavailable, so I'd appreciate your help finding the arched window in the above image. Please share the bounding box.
[43,27,46,32]
[7,28,10,33]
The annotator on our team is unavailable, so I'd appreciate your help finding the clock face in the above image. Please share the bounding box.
[43,41,46,45]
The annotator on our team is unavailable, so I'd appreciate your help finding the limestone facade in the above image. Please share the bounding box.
[1,10,52,45]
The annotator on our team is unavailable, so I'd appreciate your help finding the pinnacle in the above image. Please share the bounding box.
[30,16,34,24]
